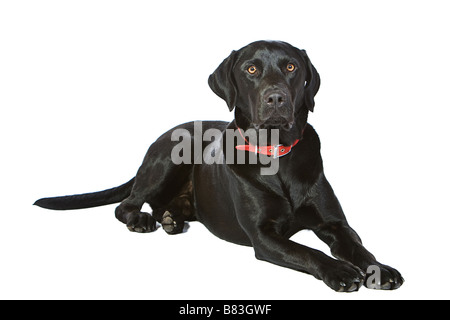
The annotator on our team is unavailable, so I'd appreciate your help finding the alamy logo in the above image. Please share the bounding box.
[170,121,281,175]
[366,265,382,289]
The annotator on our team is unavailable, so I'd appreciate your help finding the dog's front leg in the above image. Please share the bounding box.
[249,227,365,292]
[310,173,404,289]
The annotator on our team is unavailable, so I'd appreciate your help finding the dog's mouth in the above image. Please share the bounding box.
[254,119,293,131]
[252,113,295,131]
[253,97,295,131]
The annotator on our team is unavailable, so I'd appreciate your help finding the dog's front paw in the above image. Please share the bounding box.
[365,263,404,290]
[320,260,366,292]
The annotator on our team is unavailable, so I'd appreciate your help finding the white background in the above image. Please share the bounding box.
[1,0,449,300]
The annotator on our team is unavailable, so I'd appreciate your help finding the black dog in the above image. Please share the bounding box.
[35,41,403,292]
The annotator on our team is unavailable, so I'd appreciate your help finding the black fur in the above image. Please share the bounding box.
[34,178,135,210]
[35,41,403,291]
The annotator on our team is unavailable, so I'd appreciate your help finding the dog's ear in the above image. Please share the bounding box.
[208,50,238,112]
[298,49,320,112]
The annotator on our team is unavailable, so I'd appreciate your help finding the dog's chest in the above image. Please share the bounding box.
[257,171,312,211]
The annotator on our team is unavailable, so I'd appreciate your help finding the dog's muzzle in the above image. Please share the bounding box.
[255,88,294,130]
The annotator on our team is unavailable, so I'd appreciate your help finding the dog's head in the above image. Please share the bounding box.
[209,41,320,131]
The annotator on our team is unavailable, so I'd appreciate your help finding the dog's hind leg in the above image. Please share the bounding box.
[114,166,172,233]
[115,193,157,233]
[115,149,193,233]
[152,181,194,235]
[115,164,194,233]
[114,123,199,233]
[114,154,168,233]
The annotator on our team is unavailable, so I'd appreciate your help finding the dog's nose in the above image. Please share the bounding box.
[264,92,286,108]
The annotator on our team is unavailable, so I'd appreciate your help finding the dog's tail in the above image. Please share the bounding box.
[33,178,135,210]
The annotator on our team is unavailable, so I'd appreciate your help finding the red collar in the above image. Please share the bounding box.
[235,127,300,159]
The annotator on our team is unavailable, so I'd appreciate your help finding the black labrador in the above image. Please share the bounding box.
[35,40,403,292]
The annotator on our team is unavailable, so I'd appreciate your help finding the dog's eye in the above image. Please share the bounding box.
[286,63,295,72]
[247,66,258,74]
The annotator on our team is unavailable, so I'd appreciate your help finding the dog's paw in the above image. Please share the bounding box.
[320,260,366,292]
[126,211,157,233]
[364,263,404,290]
[161,211,185,235]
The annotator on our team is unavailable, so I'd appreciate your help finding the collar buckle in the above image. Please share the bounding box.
[272,144,282,159]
